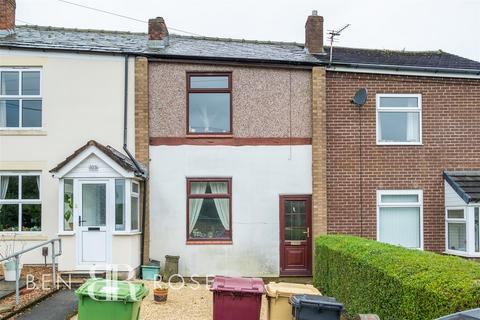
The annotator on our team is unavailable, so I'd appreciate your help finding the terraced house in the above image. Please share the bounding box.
[1,0,480,277]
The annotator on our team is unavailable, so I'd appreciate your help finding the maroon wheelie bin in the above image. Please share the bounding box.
[210,276,265,320]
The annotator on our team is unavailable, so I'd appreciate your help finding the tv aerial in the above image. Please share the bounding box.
[327,24,350,66]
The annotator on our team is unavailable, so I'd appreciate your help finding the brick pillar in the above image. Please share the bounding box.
[135,56,150,265]
[312,67,327,241]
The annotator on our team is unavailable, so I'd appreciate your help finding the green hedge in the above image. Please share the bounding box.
[314,235,480,320]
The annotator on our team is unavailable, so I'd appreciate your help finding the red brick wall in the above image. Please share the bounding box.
[326,71,480,252]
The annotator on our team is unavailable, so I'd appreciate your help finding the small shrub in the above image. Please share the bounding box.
[314,235,480,320]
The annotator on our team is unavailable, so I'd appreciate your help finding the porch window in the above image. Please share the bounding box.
[376,94,421,145]
[115,179,125,231]
[377,190,423,249]
[187,178,232,242]
[187,73,232,134]
[130,182,139,231]
[0,69,42,128]
[446,208,466,252]
[63,179,74,231]
[0,172,41,232]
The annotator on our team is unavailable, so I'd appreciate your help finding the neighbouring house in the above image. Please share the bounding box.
[0,0,148,272]
[1,0,480,277]
[323,55,480,256]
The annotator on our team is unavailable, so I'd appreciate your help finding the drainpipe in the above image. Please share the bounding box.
[122,54,148,268]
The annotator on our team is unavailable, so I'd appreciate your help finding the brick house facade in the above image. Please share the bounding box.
[325,71,480,252]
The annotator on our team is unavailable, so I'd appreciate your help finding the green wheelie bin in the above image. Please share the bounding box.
[75,278,149,320]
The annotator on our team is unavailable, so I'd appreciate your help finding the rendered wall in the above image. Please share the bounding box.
[149,145,312,276]
[0,49,136,267]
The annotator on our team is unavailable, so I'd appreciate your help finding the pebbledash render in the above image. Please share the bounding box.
[1,0,480,276]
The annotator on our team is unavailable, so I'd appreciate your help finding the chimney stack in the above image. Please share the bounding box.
[0,0,16,37]
[305,10,324,54]
[148,17,169,48]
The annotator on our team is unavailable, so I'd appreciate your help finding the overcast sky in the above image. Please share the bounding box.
[16,0,480,61]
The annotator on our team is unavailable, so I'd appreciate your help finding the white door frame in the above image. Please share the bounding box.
[74,178,114,269]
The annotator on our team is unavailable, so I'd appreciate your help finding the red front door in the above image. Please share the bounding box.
[279,195,312,276]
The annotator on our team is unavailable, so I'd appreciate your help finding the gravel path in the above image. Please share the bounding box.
[140,281,268,320]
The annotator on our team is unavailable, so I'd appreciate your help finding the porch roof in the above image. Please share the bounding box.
[49,140,146,177]
[443,171,480,204]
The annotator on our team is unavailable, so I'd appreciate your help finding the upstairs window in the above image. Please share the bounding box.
[187,73,232,134]
[0,69,42,129]
[376,94,421,145]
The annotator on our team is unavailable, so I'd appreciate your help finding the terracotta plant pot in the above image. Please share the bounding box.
[153,287,169,304]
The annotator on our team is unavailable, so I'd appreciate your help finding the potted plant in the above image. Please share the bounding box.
[153,283,169,304]
[64,193,74,230]
[0,235,25,281]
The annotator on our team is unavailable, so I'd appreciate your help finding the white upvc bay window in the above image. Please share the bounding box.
[377,190,423,249]
[445,206,480,256]
[59,178,140,234]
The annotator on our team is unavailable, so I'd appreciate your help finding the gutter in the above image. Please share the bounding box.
[324,61,480,77]
[2,44,479,77]
[122,54,148,268]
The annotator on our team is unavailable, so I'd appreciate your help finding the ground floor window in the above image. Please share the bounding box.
[445,206,480,256]
[187,178,232,242]
[377,190,423,249]
[0,172,41,232]
[446,208,466,252]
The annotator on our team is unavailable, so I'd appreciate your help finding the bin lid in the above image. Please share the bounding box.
[290,294,343,311]
[265,282,321,298]
[210,276,265,294]
[75,278,149,302]
[436,308,480,319]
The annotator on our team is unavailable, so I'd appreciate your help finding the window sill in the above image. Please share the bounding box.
[0,234,47,241]
[444,250,480,258]
[0,129,47,136]
[186,240,233,245]
[112,231,142,236]
[376,142,423,146]
[186,134,233,139]
[57,231,75,236]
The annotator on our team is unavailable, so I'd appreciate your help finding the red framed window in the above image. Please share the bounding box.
[186,178,232,243]
[186,72,232,135]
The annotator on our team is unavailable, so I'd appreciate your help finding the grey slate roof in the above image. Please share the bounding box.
[50,140,147,177]
[444,171,480,203]
[1,25,480,72]
[316,47,480,72]
[0,26,317,65]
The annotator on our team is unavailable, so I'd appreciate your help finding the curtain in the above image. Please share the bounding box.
[0,176,9,210]
[209,182,230,231]
[406,112,419,142]
[379,206,420,248]
[36,176,40,197]
[189,182,208,232]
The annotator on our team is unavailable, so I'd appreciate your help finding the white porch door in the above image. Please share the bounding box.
[77,180,110,266]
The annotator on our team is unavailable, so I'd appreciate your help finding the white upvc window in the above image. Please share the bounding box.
[0,69,42,129]
[445,206,480,257]
[0,172,42,232]
[130,181,140,231]
[445,207,467,252]
[376,94,422,145]
[377,190,423,249]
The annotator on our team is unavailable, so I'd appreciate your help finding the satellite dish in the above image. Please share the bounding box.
[351,88,368,106]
